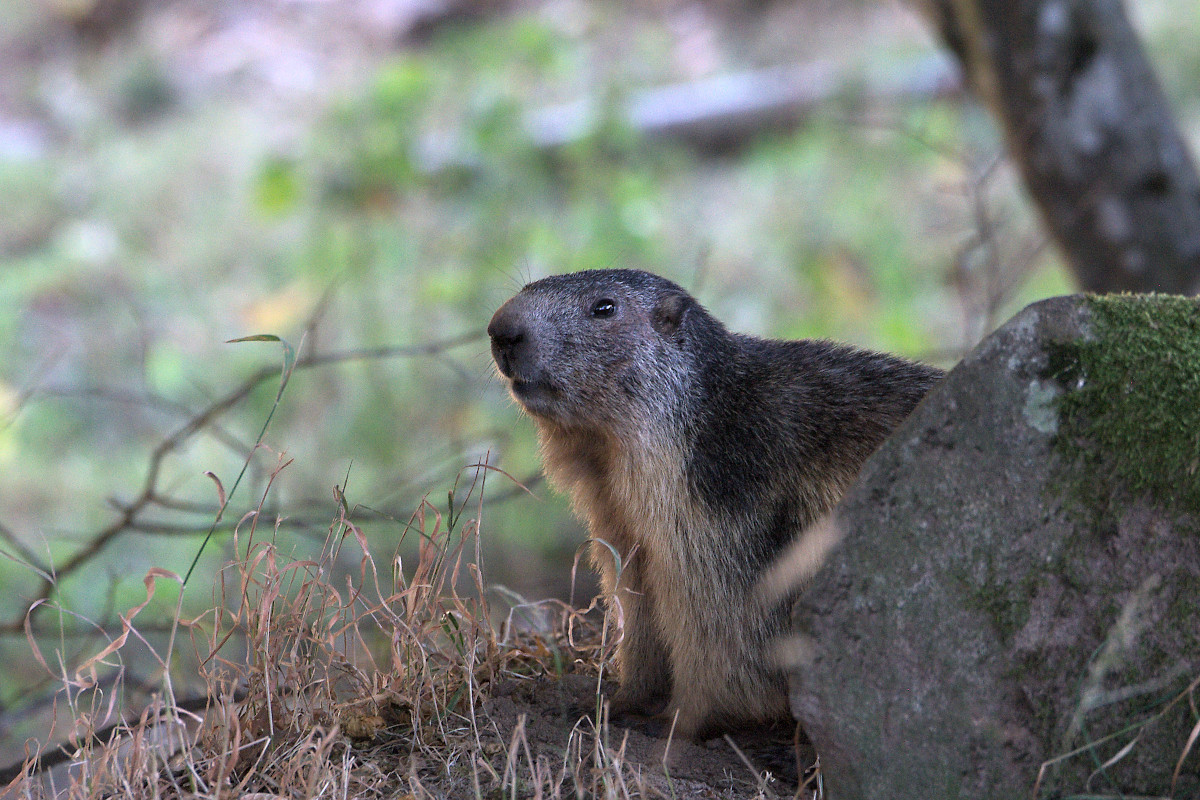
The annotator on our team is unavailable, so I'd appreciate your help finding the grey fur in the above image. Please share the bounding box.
[488,269,943,739]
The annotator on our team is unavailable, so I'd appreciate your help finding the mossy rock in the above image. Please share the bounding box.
[1046,294,1200,523]
[789,295,1200,800]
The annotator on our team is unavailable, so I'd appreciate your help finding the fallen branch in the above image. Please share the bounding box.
[418,54,963,170]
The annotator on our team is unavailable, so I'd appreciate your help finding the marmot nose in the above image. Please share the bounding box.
[487,307,526,378]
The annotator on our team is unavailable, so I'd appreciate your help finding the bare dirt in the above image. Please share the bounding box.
[478,675,813,799]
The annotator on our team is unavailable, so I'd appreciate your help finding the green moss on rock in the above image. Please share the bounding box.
[1045,294,1200,518]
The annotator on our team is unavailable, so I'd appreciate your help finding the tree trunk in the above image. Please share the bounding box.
[914,0,1200,294]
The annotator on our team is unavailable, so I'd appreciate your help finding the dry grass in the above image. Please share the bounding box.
[2,461,805,800]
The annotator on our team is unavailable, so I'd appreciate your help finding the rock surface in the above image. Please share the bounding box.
[788,294,1200,799]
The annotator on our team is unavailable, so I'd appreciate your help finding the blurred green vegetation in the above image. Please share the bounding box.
[0,0,1194,757]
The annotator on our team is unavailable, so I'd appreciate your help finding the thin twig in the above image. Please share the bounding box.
[0,331,485,634]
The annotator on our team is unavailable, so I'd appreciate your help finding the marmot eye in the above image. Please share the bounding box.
[590,298,617,318]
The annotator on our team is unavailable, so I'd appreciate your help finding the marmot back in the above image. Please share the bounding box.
[488,268,943,739]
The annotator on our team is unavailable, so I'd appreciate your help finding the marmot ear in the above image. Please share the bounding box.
[652,292,689,335]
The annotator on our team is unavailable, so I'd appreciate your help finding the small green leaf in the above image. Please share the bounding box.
[227,334,298,401]
[226,334,282,343]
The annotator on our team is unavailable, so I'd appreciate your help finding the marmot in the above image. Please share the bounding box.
[488,269,943,739]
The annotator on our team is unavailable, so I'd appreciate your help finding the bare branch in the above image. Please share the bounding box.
[0,330,487,635]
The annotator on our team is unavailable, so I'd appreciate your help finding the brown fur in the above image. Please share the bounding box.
[488,269,943,738]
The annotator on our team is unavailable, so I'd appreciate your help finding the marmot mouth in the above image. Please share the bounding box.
[510,378,562,416]
[511,378,555,398]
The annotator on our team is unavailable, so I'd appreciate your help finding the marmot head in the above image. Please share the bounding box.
[488,269,713,431]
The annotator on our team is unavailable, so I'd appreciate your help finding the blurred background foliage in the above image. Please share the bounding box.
[0,0,1196,760]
